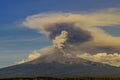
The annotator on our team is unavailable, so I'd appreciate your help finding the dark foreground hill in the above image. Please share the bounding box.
[1,77,120,80]
[0,62,120,78]
[0,48,120,78]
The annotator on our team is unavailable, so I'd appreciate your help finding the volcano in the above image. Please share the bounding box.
[0,48,120,78]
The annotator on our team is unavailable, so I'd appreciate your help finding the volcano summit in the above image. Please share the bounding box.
[0,46,120,78]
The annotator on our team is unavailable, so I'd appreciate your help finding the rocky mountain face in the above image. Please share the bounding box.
[0,48,120,78]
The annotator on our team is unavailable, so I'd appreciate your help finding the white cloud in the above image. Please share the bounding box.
[15,50,41,64]
[77,53,120,66]
[15,46,54,64]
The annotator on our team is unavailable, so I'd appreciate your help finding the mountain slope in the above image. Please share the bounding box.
[0,48,120,78]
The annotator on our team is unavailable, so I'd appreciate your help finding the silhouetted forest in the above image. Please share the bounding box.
[0,77,120,80]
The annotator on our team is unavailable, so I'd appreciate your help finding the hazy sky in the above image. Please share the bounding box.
[0,0,120,68]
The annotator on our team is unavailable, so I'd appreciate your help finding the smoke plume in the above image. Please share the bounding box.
[21,8,120,66]
[46,23,92,45]
[53,30,68,49]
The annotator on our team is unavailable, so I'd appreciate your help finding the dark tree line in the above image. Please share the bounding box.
[0,77,120,80]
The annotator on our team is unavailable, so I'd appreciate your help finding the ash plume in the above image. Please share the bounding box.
[47,23,92,45]
[21,8,120,66]
[53,30,68,49]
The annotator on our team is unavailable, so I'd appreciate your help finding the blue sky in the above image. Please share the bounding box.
[0,0,120,68]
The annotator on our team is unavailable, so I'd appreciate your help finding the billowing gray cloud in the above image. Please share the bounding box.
[46,23,92,45]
